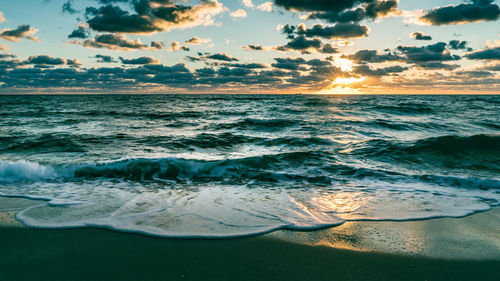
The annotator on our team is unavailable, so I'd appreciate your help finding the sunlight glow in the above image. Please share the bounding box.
[333,77,366,85]
[336,59,354,72]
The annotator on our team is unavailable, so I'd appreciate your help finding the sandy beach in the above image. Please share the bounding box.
[1,197,499,281]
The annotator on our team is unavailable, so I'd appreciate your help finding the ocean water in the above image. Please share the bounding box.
[0,94,498,238]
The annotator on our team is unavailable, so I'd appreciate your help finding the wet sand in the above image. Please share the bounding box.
[1,198,499,281]
[0,225,499,281]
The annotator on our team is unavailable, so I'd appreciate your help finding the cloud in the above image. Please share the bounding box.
[465,46,500,60]
[150,41,164,50]
[242,0,254,8]
[85,0,227,34]
[289,23,370,39]
[414,62,460,70]
[396,42,460,62]
[275,0,399,23]
[93,54,117,63]
[169,41,190,52]
[411,32,432,41]
[257,2,273,12]
[243,44,265,51]
[354,64,408,77]
[343,49,403,63]
[119,56,160,65]
[454,70,494,77]
[0,44,9,51]
[230,9,247,18]
[227,63,267,69]
[205,53,239,61]
[0,12,5,24]
[0,53,16,59]
[24,55,81,67]
[27,55,66,65]
[62,0,78,15]
[478,63,500,71]
[0,25,39,42]
[448,40,472,51]
[275,35,339,54]
[185,36,211,45]
[271,57,306,70]
[68,24,90,39]
[419,0,500,25]
[79,33,149,51]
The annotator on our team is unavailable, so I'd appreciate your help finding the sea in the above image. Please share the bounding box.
[0,94,498,238]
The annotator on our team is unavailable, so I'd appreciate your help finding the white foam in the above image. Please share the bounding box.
[0,160,60,181]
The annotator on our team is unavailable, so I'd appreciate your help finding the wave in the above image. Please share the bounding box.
[0,134,87,153]
[208,118,300,131]
[0,151,333,184]
[135,133,334,150]
[371,103,434,115]
[353,134,500,171]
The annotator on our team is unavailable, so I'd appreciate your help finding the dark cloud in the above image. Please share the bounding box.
[68,25,90,39]
[396,42,460,62]
[27,55,66,65]
[227,63,267,69]
[414,62,460,70]
[455,70,494,77]
[150,41,164,50]
[276,36,321,53]
[0,53,16,59]
[0,25,39,42]
[465,46,500,60]
[343,49,403,63]
[205,53,239,61]
[354,64,408,76]
[320,43,339,54]
[119,56,160,64]
[26,55,81,67]
[448,40,471,51]
[62,0,77,14]
[0,55,81,69]
[0,55,351,93]
[83,1,226,34]
[243,44,264,51]
[79,33,149,51]
[275,0,399,23]
[411,32,432,41]
[420,0,500,25]
[290,23,369,39]
[93,54,117,63]
[85,5,159,34]
[275,35,339,54]
[272,57,307,70]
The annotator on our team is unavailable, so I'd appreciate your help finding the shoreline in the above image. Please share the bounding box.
[2,197,499,259]
[1,198,499,280]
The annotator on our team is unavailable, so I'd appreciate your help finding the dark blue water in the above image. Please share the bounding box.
[0,94,498,237]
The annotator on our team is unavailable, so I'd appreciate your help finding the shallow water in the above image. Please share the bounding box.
[0,94,499,237]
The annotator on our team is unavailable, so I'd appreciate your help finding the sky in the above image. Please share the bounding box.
[0,0,499,94]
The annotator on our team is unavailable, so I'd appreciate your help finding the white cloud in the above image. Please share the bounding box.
[242,0,254,8]
[185,36,211,45]
[257,2,273,12]
[230,9,248,18]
